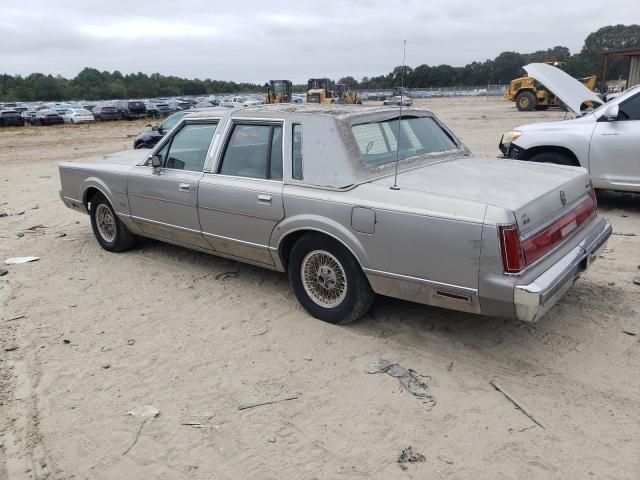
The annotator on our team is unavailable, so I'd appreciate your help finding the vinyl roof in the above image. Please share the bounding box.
[185,105,429,120]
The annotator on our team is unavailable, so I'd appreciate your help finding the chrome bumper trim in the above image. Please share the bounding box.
[514,217,611,322]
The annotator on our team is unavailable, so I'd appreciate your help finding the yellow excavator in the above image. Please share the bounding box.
[504,64,597,111]
[265,80,292,104]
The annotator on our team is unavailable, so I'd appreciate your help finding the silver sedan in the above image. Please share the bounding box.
[59,105,610,324]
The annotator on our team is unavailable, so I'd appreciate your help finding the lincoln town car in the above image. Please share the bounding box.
[59,105,611,324]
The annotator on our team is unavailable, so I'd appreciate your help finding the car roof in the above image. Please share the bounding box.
[184,105,433,122]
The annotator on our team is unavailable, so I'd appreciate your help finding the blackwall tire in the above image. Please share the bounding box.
[516,91,536,111]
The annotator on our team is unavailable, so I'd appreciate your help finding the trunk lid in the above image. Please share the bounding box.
[96,149,149,166]
[371,156,592,234]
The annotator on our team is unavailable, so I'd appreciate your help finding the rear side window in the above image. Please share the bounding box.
[219,124,283,180]
[619,94,640,121]
[351,116,458,167]
[157,122,217,172]
[292,124,303,180]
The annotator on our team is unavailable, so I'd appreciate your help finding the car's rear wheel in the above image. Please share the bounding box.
[89,193,136,252]
[288,234,375,324]
[516,91,536,111]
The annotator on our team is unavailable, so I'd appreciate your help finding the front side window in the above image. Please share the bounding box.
[619,94,640,121]
[158,122,217,172]
[292,124,303,180]
[219,124,283,180]
[351,116,458,167]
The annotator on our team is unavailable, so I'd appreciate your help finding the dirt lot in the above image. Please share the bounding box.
[1,98,639,479]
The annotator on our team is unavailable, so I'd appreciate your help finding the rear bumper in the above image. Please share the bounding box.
[513,216,611,322]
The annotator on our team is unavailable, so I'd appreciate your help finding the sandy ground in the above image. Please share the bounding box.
[1,98,639,480]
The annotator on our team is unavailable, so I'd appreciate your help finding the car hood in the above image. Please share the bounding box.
[523,63,603,115]
[96,149,149,166]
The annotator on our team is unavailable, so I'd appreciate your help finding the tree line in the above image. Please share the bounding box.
[1,24,638,102]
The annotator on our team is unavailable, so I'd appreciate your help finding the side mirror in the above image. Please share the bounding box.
[151,155,162,173]
[151,125,159,131]
[603,103,619,121]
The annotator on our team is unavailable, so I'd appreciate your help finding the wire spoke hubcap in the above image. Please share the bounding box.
[95,204,116,242]
[301,250,348,308]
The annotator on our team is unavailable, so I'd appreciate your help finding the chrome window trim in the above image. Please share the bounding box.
[208,117,286,182]
[139,118,222,168]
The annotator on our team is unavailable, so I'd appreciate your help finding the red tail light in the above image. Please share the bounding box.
[499,225,525,273]
[521,194,596,265]
[499,192,597,274]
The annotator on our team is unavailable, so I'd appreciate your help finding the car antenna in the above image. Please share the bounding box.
[391,40,407,191]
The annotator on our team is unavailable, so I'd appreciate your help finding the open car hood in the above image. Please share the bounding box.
[523,63,603,115]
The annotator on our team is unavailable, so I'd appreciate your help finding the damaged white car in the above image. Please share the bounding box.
[500,63,640,193]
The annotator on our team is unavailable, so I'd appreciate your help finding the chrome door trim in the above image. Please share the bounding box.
[202,231,270,250]
[197,202,279,220]
[127,192,197,208]
[133,230,279,271]
[131,215,203,235]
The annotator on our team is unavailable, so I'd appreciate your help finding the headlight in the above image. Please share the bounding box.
[502,130,522,146]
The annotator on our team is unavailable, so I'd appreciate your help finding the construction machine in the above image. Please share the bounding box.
[504,70,597,111]
[306,78,337,104]
[265,80,292,104]
[335,84,362,104]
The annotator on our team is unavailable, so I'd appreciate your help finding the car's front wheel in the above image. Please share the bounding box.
[288,234,375,324]
[89,193,136,252]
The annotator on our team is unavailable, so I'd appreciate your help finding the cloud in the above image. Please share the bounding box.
[0,0,638,82]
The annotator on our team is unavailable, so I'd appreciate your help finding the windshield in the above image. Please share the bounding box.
[160,111,188,132]
[351,116,459,167]
[591,85,640,115]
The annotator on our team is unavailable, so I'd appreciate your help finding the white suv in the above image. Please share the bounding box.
[501,85,640,193]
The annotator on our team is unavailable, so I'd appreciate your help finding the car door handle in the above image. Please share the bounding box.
[601,133,619,136]
[178,183,192,192]
[257,194,272,204]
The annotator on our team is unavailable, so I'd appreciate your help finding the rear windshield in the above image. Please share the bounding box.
[351,116,458,167]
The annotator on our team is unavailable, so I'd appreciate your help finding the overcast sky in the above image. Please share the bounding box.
[1,0,638,83]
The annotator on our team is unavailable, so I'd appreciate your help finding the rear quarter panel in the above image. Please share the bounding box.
[275,183,487,290]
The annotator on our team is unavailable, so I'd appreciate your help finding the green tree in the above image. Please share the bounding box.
[581,24,640,78]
